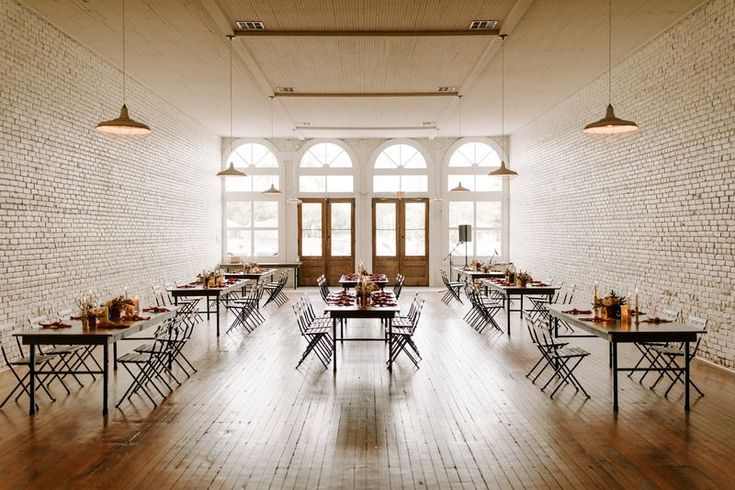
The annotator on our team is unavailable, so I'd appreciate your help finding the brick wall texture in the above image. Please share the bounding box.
[0,0,222,364]
[509,0,734,367]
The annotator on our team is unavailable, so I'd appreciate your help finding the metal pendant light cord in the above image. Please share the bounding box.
[228,35,234,154]
[122,0,126,104]
[501,34,506,161]
[607,0,612,104]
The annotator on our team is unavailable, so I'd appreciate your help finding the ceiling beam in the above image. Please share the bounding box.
[274,92,460,98]
[234,29,499,38]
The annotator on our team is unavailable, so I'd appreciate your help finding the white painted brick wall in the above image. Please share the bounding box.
[510,0,735,368]
[0,0,222,365]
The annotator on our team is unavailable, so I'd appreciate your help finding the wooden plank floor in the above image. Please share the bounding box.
[1,289,734,489]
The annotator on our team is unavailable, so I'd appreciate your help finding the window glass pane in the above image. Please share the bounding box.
[476,201,502,228]
[374,144,427,169]
[225,175,253,192]
[300,148,324,168]
[475,229,501,257]
[226,202,251,228]
[401,147,427,169]
[375,202,396,256]
[253,201,278,227]
[475,174,502,192]
[299,175,326,193]
[326,175,354,193]
[301,203,322,257]
[227,229,251,256]
[400,175,428,192]
[448,229,461,254]
[229,143,278,168]
[253,229,278,256]
[331,230,351,256]
[405,230,425,256]
[448,201,473,228]
[449,142,501,168]
[448,174,474,192]
[300,142,353,168]
[252,175,279,193]
[373,175,400,193]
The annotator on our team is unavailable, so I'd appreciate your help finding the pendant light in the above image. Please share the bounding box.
[96,0,151,138]
[262,96,282,193]
[450,95,473,191]
[489,34,518,178]
[582,0,638,136]
[430,180,445,203]
[217,35,247,178]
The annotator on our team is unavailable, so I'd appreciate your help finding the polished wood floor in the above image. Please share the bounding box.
[1,289,734,489]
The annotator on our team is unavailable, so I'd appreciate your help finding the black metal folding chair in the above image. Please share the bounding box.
[388,295,425,368]
[263,270,289,307]
[462,282,503,333]
[440,269,462,304]
[292,295,333,369]
[391,274,405,299]
[648,315,707,398]
[225,282,265,333]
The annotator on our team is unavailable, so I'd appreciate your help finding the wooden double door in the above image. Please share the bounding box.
[372,198,429,286]
[298,198,355,286]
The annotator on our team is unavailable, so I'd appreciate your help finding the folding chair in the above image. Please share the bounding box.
[263,270,289,307]
[293,296,333,368]
[462,282,503,333]
[391,274,405,299]
[226,281,265,333]
[629,307,680,384]
[648,315,707,398]
[527,314,590,399]
[317,275,331,302]
[388,295,425,368]
[440,269,463,304]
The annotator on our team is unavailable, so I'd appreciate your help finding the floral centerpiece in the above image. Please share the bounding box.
[242,262,260,273]
[481,260,494,273]
[516,270,532,287]
[594,290,628,319]
[355,278,378,307]
[198,269,214,288]
[357,259,367,276]
[106,295,135,321]
[75,294,97,327]
[469,258,481,271]
[505,265,516,283]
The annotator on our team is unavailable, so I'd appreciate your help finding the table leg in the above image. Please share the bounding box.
[294,266,299,289]
[506,294,511,335]
[554,317,558,337]
[29,344,36,415]
[216,295,220,337]
[387,317,394,371]
[113,342,118,371]
[609,342,613,368]
[103,343,109,416]
[174,295,178,306]
[332,317,337,373]
[206,296,211,320]
[612,340,619,411]
[684,340,690,411]
[520,295,524,319]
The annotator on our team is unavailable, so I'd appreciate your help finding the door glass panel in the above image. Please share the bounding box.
[375,202,396,256]
[404,202,425,256]
[330,202,352,256]
[301,203,322,257]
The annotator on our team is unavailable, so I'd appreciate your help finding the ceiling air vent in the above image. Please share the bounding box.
[469,20,499,30]
[235,21,265,30]
[437,86,456,93]
[276,87,295,93]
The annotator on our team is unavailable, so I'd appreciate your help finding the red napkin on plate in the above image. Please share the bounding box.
[562,308,592,315]
[641,317,672,324]
[143,306,169,313]
[579,316,613,322]
[121,314,151,322]
[39,321,72,329]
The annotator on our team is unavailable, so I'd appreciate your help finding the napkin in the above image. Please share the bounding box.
[143,306,170,313]
[641,317,672,324]
[579,316,613,322]
[121,314,150,322]
[39,321,72,329]
[562,309,592,315]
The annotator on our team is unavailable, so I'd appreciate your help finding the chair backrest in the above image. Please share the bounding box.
[660,308,680,322]
[0,322,20,364]
[393,274,405,299]
[27,315,48,330]
[686,315,707,330]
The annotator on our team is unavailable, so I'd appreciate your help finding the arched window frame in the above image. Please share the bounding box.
[295,139,356,196]
[444,137,505,259]
[369,139,431,196]
[222,138,284,260]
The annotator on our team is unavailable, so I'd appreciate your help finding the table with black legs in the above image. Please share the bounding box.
[546,304,705,411]
[16,307,179,416]
[482,279,559,335]
[323,304,400,372]
[168,280,248,337]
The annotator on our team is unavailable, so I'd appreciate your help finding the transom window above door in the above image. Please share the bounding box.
[298,141,354,193]
[373,142,429,193]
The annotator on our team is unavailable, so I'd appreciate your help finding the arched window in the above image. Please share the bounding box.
[446,141,503,257]
[224,141,281,258]
[298,141,354,193]
[372,142,429,193]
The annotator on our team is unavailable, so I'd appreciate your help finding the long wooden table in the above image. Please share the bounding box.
[224,269,276,284]
[221,262,302,289]
[454,267,505,281]
[546,303,706,411]
[16,307,180,416]
[482,279,559,335]
[323,301,400,372]
[338,274,389,291]
[168,280,247,337]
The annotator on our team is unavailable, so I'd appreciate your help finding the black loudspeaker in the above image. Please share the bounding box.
[458,224,472,243]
